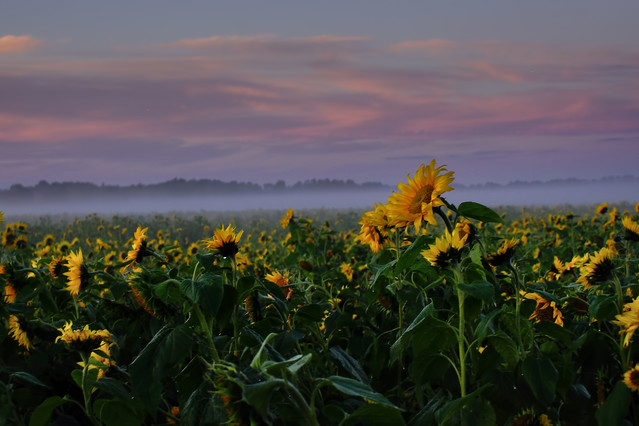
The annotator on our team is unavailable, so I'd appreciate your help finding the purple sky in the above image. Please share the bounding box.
[1,1,638,189]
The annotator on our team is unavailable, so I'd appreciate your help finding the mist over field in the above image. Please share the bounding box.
[1,178,636,217]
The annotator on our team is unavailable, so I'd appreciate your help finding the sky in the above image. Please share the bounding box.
[1,1,638,190]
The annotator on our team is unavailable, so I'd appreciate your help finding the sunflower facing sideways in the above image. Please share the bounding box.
[385,160,455,231]
[421,229,468,268]
[206,224,243,259]
[64,249,90,297]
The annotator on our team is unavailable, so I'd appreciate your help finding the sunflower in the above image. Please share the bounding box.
[577,247,616,289]
[187,242,199,257]
[0,211,3,226]
[356,203,391,253]
[596,202,608,215]
[64,249,90,297]
[622,216,639,241]
[49,256,65,278]
[265,270,292,300]
[8,315,34,351]
[386,160,455,231]
[613,297,639,347]
[421,229,467,268]
[125,226,150,265]
[340,262,354,282]
[623,364,639,391]
[523,291,564,326]
[205,225,243,259]
[56,321,113,353]
[485,239,519,267]
[280,208,295,229]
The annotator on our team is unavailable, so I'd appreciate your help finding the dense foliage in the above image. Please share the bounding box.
[1,163,639,425]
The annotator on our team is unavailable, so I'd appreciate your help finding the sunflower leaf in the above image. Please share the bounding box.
[457,202,503,224]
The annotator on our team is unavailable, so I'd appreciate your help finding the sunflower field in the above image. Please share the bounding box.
[1,160,639,426]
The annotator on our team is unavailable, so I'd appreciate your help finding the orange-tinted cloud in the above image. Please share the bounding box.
[0,34,43,54]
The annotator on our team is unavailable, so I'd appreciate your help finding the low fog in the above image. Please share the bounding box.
[1,179,636,217]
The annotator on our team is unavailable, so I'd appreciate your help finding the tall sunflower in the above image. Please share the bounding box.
[280,208,295,229]
[56,321,113,353]
[125,226,150,265]
[385,160,455,231]
[205,225,243,259]
[64,249,90,297]
[614,297,639,347]
[485,238,519,267]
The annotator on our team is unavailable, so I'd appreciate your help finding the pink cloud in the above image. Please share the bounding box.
[0,34,43,54]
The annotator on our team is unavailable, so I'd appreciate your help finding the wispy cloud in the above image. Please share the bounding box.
[0,34,43,54]
[1,34,638,185]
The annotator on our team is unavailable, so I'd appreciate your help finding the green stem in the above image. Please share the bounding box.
[79,352,95,424]
[457,286,467,397]
[434,206,454,233]
[508,262,524,356]
[193,303,220,362]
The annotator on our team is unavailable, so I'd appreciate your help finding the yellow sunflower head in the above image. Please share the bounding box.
[8,315,34,351]
[280,208,295,229]
[206,224,243,259]
[357,203,391,253]
[265,270,292,300]
[49,256,65,279]
[386,160,455,231]
[421,229,467,268]
[485,238,519,267]
[55,321,113,353]
[622,216,639,242]
[623,364,639,391]
[614,297,639,347]
[63,249,90,297]
[596,202,608,215]
[577,247,616,289]
[523,291,564,327]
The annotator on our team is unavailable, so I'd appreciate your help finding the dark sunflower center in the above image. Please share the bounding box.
[218,241,239,258]
[408,185,434,214]
[630,370,639,387]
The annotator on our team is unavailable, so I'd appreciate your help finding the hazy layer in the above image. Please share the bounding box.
[1,180,636,217]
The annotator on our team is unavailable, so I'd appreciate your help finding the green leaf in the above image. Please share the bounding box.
[394,235,431,275]
[95,377,131,401]
[475,309,501,344]
[179,275,224,315]
[457,202,503,224]
[29,396,70,426]
[10,371,47,388]
[370,259,397,286]
[242,379,285,421]
[340,403,406,426]
[436,393,495,426]
[589,294,617,321]
[94,398,142,426]
[330,346,370,385]
[236,275,257,300]
[389,303,435,364]
[486,333,519,368]
[457,281,494,302]
[521,357,559,406]
[596,381,631,426]
[327,376,398,408]
[250,332,278,372]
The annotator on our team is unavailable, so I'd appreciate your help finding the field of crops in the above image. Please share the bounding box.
[2,161,639,425]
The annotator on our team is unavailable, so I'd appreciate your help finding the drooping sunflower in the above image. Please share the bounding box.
[385,160,455,231]
[577,247,616,289]
[623,364,639,391]
[523,291,564,327]
[8,315,34,351]
[64,249,91,297]
[613,297,639,347]
[622,216,639,241]
[421,229,467,268]
[56,321,113,353]
[205,224,243,259]
[280,208,295,229]
[265,270,292,300]
[485,238,519,267]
